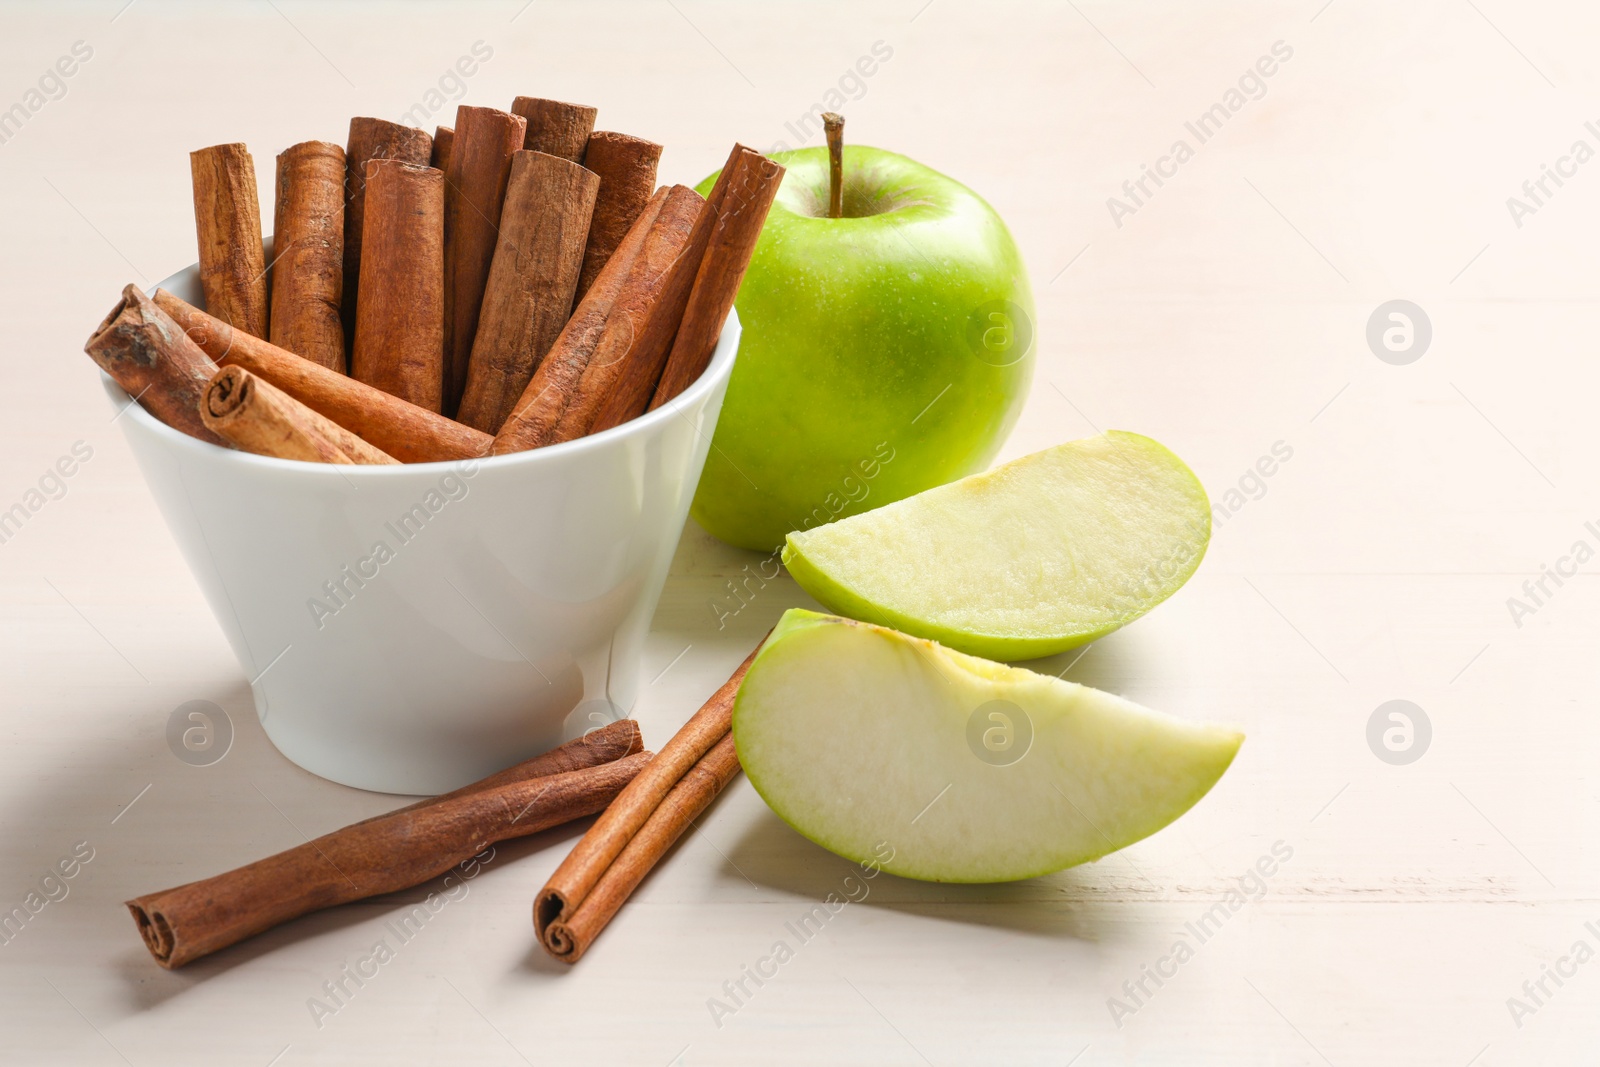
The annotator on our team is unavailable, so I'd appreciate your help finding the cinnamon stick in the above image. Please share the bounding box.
[442,106,527,415]
[573,131,662,303]
[489,186,667,454]
[586,147,754,433]
[535,642,762,963]
[153,290,492,463]
[511,96,597,163]
[650,149,784,408]
[550,184,705,441]
[430,125,454,173]
[343,118,433,338]
[128,748,652,969]
[352,160,446,412]
[456,151,599,433]
[201,365,398,465]
[85,284,226,446]
[375,718,643,822]
[191,142,268,337]
[270,140,346,371]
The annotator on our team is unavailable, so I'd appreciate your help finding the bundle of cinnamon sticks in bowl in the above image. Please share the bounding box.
[90,99,783,463]
[84,98,783,796]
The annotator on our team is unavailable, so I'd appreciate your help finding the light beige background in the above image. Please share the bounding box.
[1,1,1596,1063]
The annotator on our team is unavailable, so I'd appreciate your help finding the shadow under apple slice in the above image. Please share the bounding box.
[721,805,1155,944]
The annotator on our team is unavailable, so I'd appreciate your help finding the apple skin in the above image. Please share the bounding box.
[689,145,1035,552]
[732,609,1244,883]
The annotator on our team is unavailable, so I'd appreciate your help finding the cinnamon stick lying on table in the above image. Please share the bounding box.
[511,96,597,163]
[128,721,650,969]
[343,118,433,338]
[574,131,662,303]
[352,160,446,412]
[201,366,398,464]
[85,284,226,446]
[651,149,784,408]
[535,644,762,963]
[488,185,678,453]
[442,105,527,415]
[270,140,346,371]
[377,718,643,821]
[456,151,599,433]
[153,290,492,463]
[191,142,269,337]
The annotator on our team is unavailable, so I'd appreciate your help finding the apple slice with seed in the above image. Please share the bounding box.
[732,609,1243,883]
[782,431,1211,661]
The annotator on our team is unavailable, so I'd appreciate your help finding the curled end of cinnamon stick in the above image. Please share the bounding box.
[534,889,578,960]
[84,283,142,357]
[126,900,178,969]
[203,364,250,419]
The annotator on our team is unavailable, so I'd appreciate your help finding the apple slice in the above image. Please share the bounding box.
[782,431,1210,661]
[733,609,1242,883]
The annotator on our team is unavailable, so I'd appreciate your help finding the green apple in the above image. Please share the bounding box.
[733,609,1242,882]
[782,431,1211,661]
[691,143,1034,551]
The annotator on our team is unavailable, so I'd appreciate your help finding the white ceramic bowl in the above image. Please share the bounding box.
[105,258,738,794]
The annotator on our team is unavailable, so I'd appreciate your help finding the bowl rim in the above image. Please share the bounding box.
[104,261,741,477]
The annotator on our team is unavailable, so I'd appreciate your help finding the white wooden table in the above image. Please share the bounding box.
[2,1,1596,1063]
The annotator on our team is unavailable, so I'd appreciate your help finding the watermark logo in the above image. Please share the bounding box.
[706,841,895,1029]
[0,41,93,147]
[1366,700,1430,765]
[1505,121,1600,229]
[0,440,94,547]
[398,41,493,129]
[1108,840,1294,1027]
[166,700,233,767]
[966,699,1033,766]
[1366,300,1430,365]
[965,300,1033,367]
[574,697,627,735]
[1107,40,1294,227]
[307,461,479,630]
[1505,519,1600,628]
[1506,920,1600,1029]
[764,40,894,154]
[0,841,95,946]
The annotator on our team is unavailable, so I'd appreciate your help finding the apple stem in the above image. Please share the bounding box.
[823,112,845,218]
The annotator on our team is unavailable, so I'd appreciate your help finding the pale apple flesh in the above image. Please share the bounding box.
[782,432,1211,661]
[732,610,1243,883]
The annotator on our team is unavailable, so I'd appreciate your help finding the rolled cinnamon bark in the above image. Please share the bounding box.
[128,748,652,968]
[550,184,706,442]
[375,718,643,821]
[456,151,599,433]
[574,131,662,303]
[270,140,346,372]
[511,96,597,163]
[442,106,527,416]
[191,143,268,337]
[343,118,433,338]
[651,149,784,408]
[153,290,492,463]
[430,125,453,173]
[535,643,761,963]
[352,160,446,412]
[85,284,226,446]
[489,187,666,454]
[586,149,753,433]
[201,366,398,465]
